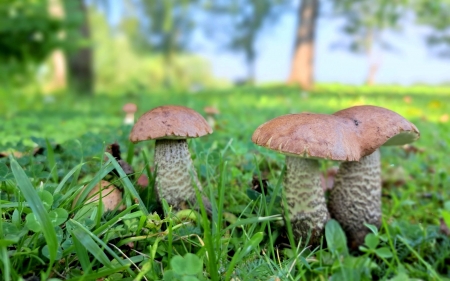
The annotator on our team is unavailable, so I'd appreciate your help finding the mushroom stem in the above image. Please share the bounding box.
[328,149,381,249]
[124,113,135,125]
[284,156,330,245]
[154,139,203,211]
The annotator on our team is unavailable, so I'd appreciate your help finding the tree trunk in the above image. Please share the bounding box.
[288,0,319,90]
[366,61,379,86]
[67,0,94,95]
[365,30,380,86]
[47,0,66,93]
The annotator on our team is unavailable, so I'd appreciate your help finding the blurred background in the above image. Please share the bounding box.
[1,0,450,97]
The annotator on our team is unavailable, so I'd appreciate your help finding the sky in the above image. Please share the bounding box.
[107,2,450,86]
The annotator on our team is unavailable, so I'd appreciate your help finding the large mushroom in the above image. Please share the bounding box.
[129,105,213,211]
[252,113,362,245]
[329,105,420,248]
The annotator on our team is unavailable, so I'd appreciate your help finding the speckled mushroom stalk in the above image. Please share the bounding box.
[154,139,203,210]
[328,149,381,248]
[284,156,329,245]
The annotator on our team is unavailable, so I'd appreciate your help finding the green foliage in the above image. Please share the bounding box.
[1,86,450,279]
[164,253,205,281]
[0,0,78,84]
[332,0,408,54]
[414,0,450,57]
[90,9,224,93]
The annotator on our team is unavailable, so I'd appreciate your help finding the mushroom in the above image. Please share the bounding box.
[129,105,213,212]
[123,103,137,125]
[203,106,220,128]
[328,105,420,249]
[252,113,361,245]
[73,180,124,212]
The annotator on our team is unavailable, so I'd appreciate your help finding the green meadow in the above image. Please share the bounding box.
[1,85,449,280]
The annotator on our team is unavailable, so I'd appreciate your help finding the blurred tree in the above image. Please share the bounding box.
[47,0,67,93]
[64,0,94,95]
[331,0,406,85]
[414,0,450,57]
[207,0,290,84]
[0,0,71,85]
[288,0,319,90]
[121,0,202,88]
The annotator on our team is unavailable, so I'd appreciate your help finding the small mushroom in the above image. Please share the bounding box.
[129,105,213,212]
[72,180,124,212]
[203,106,220,128]
[252,113,361,245]
[123,103,137,125]
[329,105,420,249]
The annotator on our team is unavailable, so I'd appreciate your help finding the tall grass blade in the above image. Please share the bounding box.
[54,162,84,195]
[10,157,58,264]
[105,152,148,215]
[45,139,58,183]
[68,221,111,269]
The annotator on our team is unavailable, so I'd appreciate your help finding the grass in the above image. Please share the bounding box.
[0,85,450,280]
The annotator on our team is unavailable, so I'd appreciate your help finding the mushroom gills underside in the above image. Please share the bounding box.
[154,139,203,210]
[284,156,330,245]
[328,149,381,249]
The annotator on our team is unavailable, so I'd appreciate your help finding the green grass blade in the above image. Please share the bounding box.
[54,162,84,195]
[126,142,135,164]
[67,220,112,268]
[105,152,148,215]
[72,234,91,272]
[65,265,130,281]
[73,160,114,209]
[0,246,11,281]
[67,219,136,277]
[45,139,58,183]
[10,157,57,264]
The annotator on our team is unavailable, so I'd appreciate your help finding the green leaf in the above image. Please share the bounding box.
[325,219,348,257]
[10,157,57,262]
[38,190,53,211]
[364,223,379,235]
[49,208,68,226]
[364,233,379,250]
[171,253,202,276]
[375,247,393,258]
[26,213,42,232]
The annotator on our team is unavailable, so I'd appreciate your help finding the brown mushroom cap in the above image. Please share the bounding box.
[333,105,420,156]
[252,113,362,161]
[123,103,137,113]
[129,105,213,142]
[204,106,220,115]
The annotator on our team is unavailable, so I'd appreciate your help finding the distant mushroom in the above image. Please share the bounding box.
[129,105,213,212]
[329,105,420,248]
[252,113,361,245]
[73,180,124,212]
[203,106,220,128]
[123,103,137,125]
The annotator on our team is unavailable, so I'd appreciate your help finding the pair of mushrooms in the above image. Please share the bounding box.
[252,105,419,247]
[120,104,419,248]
